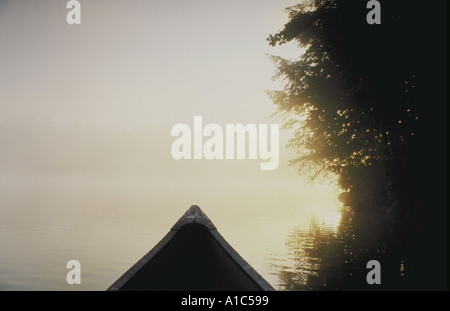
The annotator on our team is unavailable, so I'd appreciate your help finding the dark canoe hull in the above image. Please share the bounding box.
[107,205,275,291]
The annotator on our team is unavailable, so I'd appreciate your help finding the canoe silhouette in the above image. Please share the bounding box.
[107,205,274,291]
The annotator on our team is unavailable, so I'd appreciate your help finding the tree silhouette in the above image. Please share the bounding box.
[268,0,447,289]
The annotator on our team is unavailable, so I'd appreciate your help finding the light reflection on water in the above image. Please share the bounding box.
[268,207,385,290]
[0,174,348,291]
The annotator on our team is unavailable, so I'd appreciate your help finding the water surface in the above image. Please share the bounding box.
[0,174,346,290]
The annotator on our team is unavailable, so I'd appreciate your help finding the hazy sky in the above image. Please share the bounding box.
[0,0,301,129]
[0,0,341,214]
[0,0,317,182]
[0,0,342,190]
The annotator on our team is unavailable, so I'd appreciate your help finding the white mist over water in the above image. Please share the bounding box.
[0,173,341,290]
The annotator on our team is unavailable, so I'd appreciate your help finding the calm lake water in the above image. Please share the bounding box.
[0,174,379,291]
